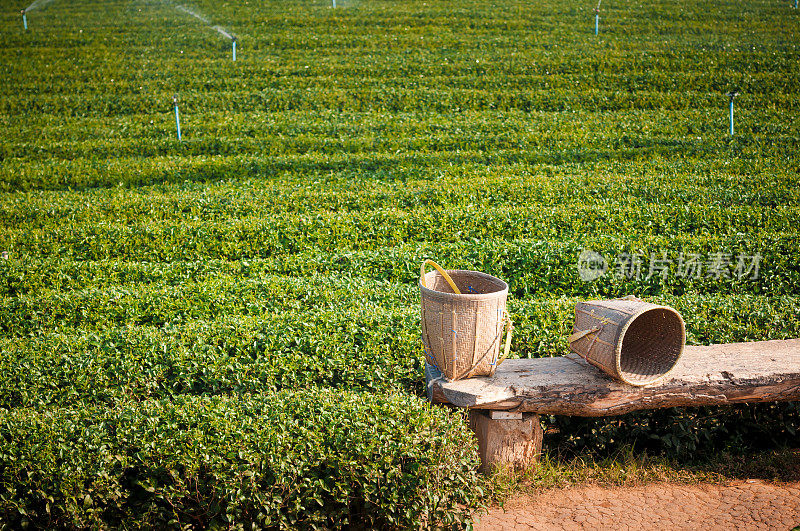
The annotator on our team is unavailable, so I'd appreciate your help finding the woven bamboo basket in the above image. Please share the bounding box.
[568,296,685,386]
[420,260,512,381]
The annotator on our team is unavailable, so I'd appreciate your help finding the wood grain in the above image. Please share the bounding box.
[427,339,800,417]
[469,411,542,471]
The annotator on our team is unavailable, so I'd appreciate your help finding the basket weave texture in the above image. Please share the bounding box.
[420,269,508,381]
[569,298,685,386]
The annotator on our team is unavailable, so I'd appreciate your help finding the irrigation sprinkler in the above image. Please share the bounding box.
[594,8,599,35]
[232,36,236,61]
[726,91,738,136]
[332,0,336,8]
[593,0,602,35]
[172,94,182,141]
[21,9,27,30]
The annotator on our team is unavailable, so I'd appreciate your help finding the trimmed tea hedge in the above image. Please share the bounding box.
[1,292,798,411]
[0,390,483,529]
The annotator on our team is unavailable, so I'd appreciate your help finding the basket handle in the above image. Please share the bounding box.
[420,260,461,294]
[568,327,600,343]
[496,311,514,367]
[568,297,638,343]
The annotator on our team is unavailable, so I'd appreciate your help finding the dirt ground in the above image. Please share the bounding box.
[475,480,800,530]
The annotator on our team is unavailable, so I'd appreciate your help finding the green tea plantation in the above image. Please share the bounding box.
[1,0,798,527]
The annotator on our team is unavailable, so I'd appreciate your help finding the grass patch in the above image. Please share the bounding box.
[485,445,800,506]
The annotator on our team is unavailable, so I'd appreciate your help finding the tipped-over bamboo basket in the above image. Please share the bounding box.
[568,296,685,386]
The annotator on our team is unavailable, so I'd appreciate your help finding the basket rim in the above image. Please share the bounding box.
[419,269,509,301]
[614,304,686,386]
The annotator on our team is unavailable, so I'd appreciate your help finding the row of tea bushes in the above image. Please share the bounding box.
[0,390,483,529]
[2,168,798,224]
[2,292,797,411]
[5,201,798,250]
[2,139,798,192]
[2,234,797,296]
[2,246,796,334]
[2,108,797,167]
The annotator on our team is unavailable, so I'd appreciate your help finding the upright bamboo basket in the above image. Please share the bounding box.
[568,297,685,386]
[420,260,512,381]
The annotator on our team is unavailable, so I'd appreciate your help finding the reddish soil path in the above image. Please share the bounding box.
[475,480,800,530]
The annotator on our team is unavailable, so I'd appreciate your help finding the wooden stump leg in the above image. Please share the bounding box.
[468,410,543,473]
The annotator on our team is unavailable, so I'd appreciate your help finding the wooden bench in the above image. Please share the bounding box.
[425,338,800,471]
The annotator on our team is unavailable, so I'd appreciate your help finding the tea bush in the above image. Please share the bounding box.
[549,402,800,459]
[0,391,483,529]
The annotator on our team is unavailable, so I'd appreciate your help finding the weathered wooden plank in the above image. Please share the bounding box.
[425,360,449,404]
[427,339,800,417]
